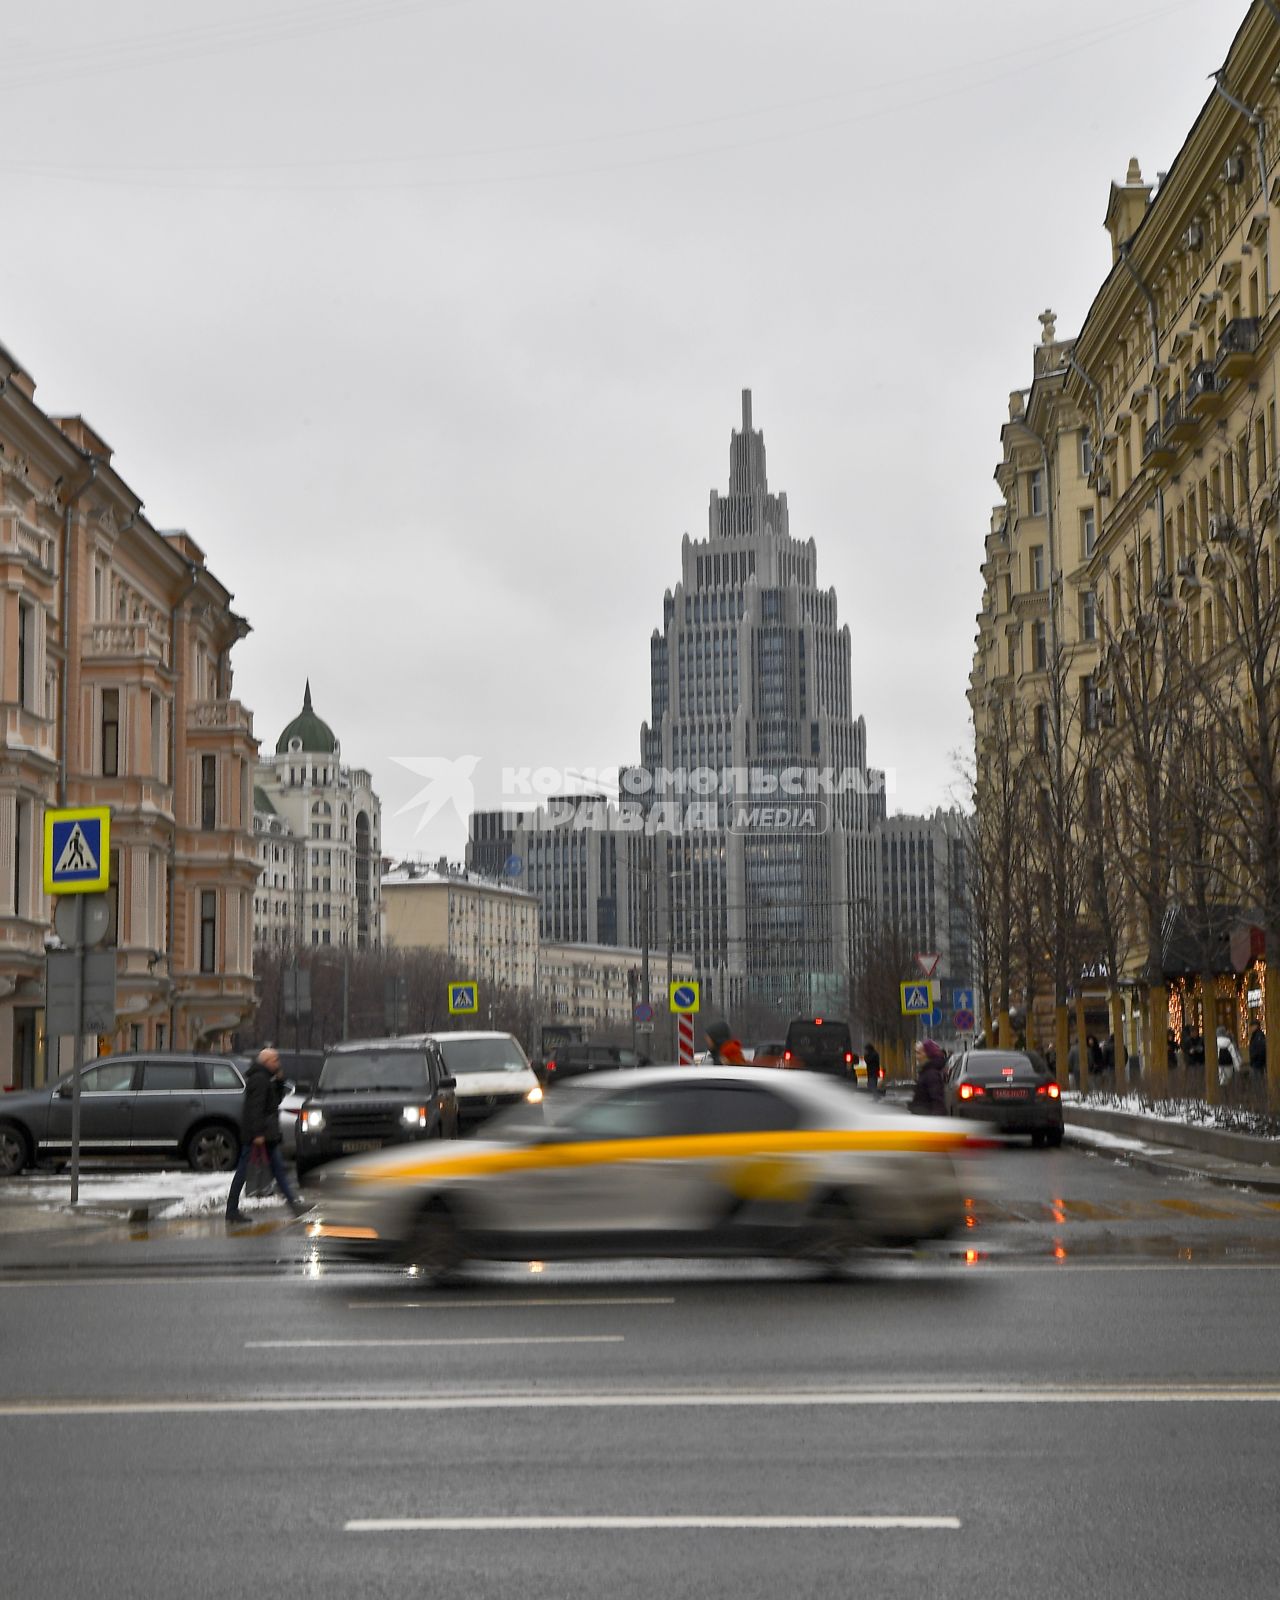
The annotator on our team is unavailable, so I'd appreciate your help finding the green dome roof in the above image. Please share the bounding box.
[275,681,338,755]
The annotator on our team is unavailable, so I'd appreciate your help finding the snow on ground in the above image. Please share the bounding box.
[1077,1092,1279,1139]
[1064,1125,1173,1157]
[2,1170,291,1221]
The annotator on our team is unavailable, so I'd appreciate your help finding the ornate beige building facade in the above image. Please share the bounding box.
[972,0,1280,1076]
[1,339,257,1086]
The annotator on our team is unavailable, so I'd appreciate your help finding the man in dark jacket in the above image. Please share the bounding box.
[226,1046,307,1223]
[863,1041,882,1095]
[910,1039,947,1116]
[1250,1024,1267,1075]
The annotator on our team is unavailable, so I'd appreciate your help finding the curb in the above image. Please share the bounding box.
[1064,1129,1280,1195]
[1065,1104,1280,1167]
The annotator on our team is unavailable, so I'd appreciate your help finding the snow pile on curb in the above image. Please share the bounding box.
[7,1171,291,1222]
[1080,1092,1280,1140]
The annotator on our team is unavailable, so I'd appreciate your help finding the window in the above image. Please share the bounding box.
[81,1062,137,1094]
[1035,704,1049,754]
[151,693,165,781]
[101,689,119,777]
[204,1063,242,1090]
[141,1062,199,1091]
[1029,471,1044,516]
[12,797,27,918]
[1031,546,1045,590]
[200,890,217,973]
[1082,674,1098,732]
[1081,591,1097,642]
[1081,508,1096,558]
[17,599,36,711]
[1032,620,1047,669]
[201,754,217,830]
[1080,431,1093,477]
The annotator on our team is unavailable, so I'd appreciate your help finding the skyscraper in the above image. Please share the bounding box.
[636,391,875,1019]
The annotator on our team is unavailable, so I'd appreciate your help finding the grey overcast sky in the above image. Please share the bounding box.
[0,0,1238,859]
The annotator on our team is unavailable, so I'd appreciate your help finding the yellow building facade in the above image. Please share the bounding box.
[973,0,1280,1084]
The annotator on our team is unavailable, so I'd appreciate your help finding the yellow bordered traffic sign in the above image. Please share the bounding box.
[44,807,110,895]
[448,982,479,1015]
[669,980,700,1014]
[900,980,932,1016]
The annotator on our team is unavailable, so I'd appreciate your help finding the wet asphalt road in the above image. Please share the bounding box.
[4,1142,1280,1600]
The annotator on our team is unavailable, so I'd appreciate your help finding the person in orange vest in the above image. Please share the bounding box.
[705,1019,746,1065]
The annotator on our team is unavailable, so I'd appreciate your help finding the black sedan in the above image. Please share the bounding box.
[0,1053,248,1176]
[944,1049,1064,1146]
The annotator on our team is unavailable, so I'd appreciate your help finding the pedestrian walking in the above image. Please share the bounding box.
[704,1020,746,1066]
[863,1041,882,1094]
[1250,1023,1266,1075]
[226,1046,307,1223]
[909,1039,947,1117]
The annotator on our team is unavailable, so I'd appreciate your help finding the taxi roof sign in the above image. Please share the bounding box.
[44,808,110,895]
[669,980,700,1014]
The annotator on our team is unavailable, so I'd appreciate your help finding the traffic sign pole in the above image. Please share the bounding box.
[70,896,84,1207]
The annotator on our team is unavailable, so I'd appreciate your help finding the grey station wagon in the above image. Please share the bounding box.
[0,1053,248,1177]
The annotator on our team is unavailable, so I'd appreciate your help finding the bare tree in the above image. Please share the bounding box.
[971,695,1031,1047]
[1095,571,1181,1093]
[1172,417,1280,1101]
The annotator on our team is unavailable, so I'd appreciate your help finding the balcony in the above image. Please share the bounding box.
[188,699,254,737]
[1142,421,1176,470]
[1215,317,1260,382]
[1163,391,1196,445]
[83,621,168,665]
[1186,361,1224,417]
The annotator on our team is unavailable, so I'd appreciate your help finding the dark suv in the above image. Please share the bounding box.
[782,1019,857,1079]
[295,1038,459,1178]
[542,1044,648,1086]
[0,1053,247,1176]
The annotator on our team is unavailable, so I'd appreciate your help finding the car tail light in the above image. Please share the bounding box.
[546,1060,557,1074]
[1038,1082,1061,1099]
[844,1051,853,1064]
[958,1084,985,1100]
[815,1018,823,1026]
[783,1050,792,1063]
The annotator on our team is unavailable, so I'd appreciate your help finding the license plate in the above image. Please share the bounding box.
[341,1140,380,1153]
[992,1089,1028,1100]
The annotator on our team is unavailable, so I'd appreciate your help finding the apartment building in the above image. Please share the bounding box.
[382,860,538,994]
[1,339,257,1086]
[971,0,1280,1065]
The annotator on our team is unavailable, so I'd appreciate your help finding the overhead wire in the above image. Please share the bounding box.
[0,0,1222,195]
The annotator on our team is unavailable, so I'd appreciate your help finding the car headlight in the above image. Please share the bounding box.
[525,1084,544,1105]
[401,1105,427,1127]
[301,1108,325,1133]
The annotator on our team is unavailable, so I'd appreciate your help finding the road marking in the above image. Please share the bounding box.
[344,1296,676,1309]
[245,1336,625,1349]
[7,1385,1280,1419]
[344,1515,960,1532]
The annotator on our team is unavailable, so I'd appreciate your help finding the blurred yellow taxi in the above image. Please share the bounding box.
[309,1066,981,1280]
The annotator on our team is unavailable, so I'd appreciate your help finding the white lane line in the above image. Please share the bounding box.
[345,1515,961,1532]
[0,1276,318,1290]
[245,1336,625,1349]
[6,1385,1280,1419]
[344,1296,676,1309]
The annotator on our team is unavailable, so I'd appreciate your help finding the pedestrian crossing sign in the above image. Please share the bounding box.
[44,807,110,894]
[448,982,479,1015]
[900,981,932,1016]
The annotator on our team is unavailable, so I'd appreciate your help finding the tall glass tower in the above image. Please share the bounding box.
[636,391,875,1018]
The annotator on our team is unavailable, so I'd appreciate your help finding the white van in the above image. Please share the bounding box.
[428,1031,543,1132]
